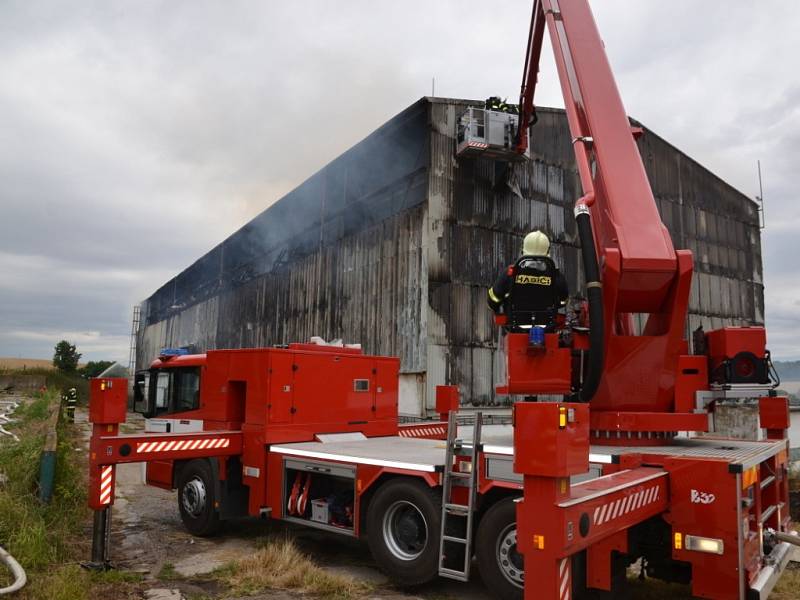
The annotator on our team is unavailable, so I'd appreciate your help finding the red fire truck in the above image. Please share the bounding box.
[90,344,536,597]
[87,1,796,598]
[88,335,793,599]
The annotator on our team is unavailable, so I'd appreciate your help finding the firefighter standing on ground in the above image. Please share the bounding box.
[63,387,78,422]
[487,230,568,317]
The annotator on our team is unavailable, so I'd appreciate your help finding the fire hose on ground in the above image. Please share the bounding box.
[0,546,26,595]
[0,401,19,443]
[0,399,26,594]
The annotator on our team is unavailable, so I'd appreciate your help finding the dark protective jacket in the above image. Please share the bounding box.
[487,256,569,315]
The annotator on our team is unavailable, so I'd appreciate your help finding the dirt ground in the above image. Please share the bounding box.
[76,409,491,600]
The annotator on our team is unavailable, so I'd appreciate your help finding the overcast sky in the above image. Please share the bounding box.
[1,1,798,365]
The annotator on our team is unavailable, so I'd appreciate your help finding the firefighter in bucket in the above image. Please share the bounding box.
[487,231,569,339]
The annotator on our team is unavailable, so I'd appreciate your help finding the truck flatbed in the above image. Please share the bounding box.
[270,435,448,472]
[478,426,788,472]
[272,425,788,475]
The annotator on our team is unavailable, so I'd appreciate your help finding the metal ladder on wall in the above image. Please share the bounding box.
[128,305,140,375]
[438,410,482,581]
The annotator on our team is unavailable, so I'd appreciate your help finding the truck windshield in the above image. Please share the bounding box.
[148,367,201,416]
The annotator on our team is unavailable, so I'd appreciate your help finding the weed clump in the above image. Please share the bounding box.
[219,535,372,598]
[0,390,91,598]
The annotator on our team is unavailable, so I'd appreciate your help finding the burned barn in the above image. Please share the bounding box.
[135,97,764,416]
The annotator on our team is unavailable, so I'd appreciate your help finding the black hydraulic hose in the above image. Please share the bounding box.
[575,204,604,402]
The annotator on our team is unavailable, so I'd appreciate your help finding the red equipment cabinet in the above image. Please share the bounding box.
[505,333,572,395]
[89,377,127,425]
[706,326,771,385]
[707,327,767,362]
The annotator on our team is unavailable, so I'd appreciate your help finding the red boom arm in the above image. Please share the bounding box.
[517,0,694,425]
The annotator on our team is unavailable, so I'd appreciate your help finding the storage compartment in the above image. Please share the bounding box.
[283,458,356,535]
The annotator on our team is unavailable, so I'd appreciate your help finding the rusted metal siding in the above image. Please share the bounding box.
[137,97,763,415]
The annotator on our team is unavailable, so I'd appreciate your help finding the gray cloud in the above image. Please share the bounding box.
[1,0,798,362]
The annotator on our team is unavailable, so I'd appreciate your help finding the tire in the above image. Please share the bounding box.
[476,497,523,600]
[177,459,221,537]
[366,478,441,587]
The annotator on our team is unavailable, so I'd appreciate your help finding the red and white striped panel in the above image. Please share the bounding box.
[398,425,447,438]
[592,484,660,527]
[467,141,489,149]
[559,556,571,600]
[99,465,113,506]
[136,437,231,454]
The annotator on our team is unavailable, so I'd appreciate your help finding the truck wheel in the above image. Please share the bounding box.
[177,459,221,537]
[476,497,523,600]
[366,478,441,586]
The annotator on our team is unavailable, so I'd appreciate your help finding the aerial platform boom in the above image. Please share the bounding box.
[515,0,697,429]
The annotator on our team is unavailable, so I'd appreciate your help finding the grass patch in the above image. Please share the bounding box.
[0,393,84,570]
[0,388,141,599]
[20,564,91,600]
[218,535,373,599]
[0,390,89,598]
[157,562,180,581]
[628,577,692,599]
[772,566,800,600]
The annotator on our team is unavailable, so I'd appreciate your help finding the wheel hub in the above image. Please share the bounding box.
[383,500,428,561]
[497,526,524,587]
[182,476,207,517]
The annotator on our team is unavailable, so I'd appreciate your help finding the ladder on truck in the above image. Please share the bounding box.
[438,410,482,581]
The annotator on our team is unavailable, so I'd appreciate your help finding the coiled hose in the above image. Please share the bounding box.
[0,544,26,595]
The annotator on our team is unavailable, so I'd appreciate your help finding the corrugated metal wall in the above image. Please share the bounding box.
[137,98,763,414]
[138,99,431,374]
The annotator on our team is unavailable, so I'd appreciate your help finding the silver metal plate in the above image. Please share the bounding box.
[272,436,447,472]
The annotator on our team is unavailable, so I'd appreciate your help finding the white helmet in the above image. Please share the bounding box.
[522,230,550,256]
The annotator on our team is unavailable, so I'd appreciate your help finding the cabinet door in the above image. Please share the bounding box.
[268,353,294,424]
[373,359,399,419]
[292,353,375,425]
